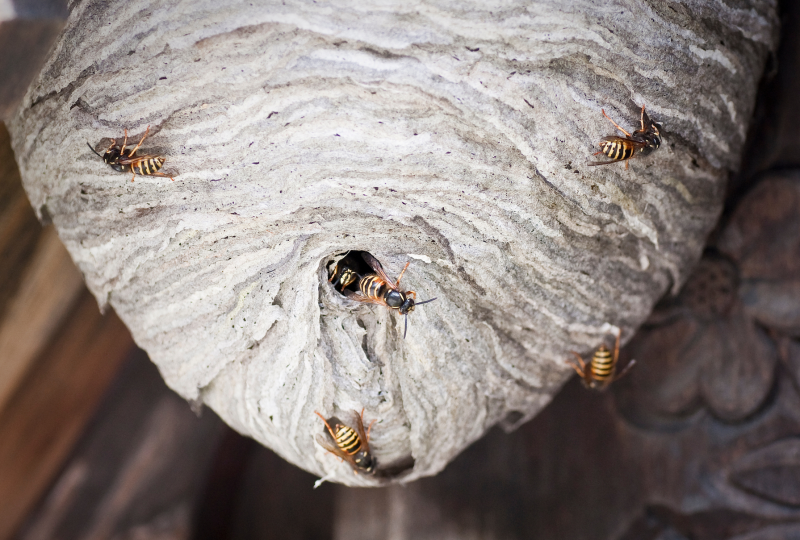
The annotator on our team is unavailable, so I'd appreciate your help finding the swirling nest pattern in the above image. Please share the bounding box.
[10,0,776,484]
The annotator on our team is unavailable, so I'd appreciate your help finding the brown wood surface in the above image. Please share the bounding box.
[0,225,85,415]
[16,349,226,540]
[0,290,132,539]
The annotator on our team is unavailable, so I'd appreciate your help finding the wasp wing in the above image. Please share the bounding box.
[116,153,164,166]
[352,409,372,449]
[343,289,387,307]
[360,252,397,289]
[315,433,360,469]
[597,135,647,148]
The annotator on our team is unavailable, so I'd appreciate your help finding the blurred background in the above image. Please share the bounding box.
[2,1,800,539]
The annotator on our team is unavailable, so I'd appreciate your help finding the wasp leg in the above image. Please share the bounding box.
[119,129,130,156]
[601,109,633,137]
[625,160,629,170]
[566,352,586,377]
[639,105,647,131]
[149,171,175,181]
[359,408,376,443]
[130,172,136,182]
[127,125,151,156]
[613,359,636,382]
[395,261,411,288]
[315,411,339,442]
[612,329,621,365]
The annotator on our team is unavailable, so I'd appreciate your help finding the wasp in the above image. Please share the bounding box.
[589,104,662,169]
[345,252,436,338]
[566,329,636,390]
[87,126,174,182]
[328,259,360,292]
[315,409,376,475]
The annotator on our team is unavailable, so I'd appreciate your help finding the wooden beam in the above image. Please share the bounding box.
[0,291,133,540]
[0,226,85,415]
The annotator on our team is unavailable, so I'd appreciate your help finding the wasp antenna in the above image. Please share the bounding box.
[403,314,408,339]
[86,142,104,159]
[415,297,437,306]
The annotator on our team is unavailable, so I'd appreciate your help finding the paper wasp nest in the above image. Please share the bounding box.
[9,0,777,484]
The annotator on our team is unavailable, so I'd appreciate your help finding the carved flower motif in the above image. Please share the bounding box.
[618,174,800,424]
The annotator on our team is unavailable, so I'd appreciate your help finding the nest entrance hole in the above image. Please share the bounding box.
[326,251,375,295]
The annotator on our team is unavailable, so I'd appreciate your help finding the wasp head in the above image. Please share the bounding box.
[639,110,662,150]
[355,452,377,474]
[398,296,416,315]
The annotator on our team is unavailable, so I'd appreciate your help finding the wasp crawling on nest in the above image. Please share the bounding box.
[328,251,437,339]
[566,329,636,390]
[88,125,174,182]
[589,104,662,169]
[315,409,376,475]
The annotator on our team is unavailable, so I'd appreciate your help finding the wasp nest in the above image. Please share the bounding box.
[9,0,777,484]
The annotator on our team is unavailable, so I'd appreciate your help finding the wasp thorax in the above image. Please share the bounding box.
[385,290,405,309]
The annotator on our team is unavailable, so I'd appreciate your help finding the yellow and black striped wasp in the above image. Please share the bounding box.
[315,409,376,475]
[328,258,360,292]
[345,252,436,339]
[566,329,636,390]
[87,125,174,182]
[589,104,662,169]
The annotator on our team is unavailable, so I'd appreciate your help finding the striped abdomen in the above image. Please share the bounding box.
[598,139,637,162]
[590,345,616,384]
[127,156,166,176]
[335,425,363,456]
[359,274,387,300]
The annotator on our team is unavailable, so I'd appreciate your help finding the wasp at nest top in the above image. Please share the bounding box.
[589,104,662,169]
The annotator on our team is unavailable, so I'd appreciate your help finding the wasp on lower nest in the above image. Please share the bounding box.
[589,104,662,169]
[87,125,174,182]
[345,252,436,339]
[315,409,376,475]
[566,329,636,390]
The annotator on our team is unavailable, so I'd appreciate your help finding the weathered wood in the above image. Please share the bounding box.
[224,443,336,540]
[0,291,132,540]
[0,226,85,415]
[15,349,225,540]
[8,0,778,483]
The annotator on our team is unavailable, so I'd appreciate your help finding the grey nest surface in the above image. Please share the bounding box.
[10,0,777,484]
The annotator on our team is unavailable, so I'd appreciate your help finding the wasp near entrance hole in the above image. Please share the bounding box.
[315,409,376,475]
[566,329,636,390]
[88,126,174,182]
[329,259,360,292]
[345,252,436,339]
[589,104,662,169]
